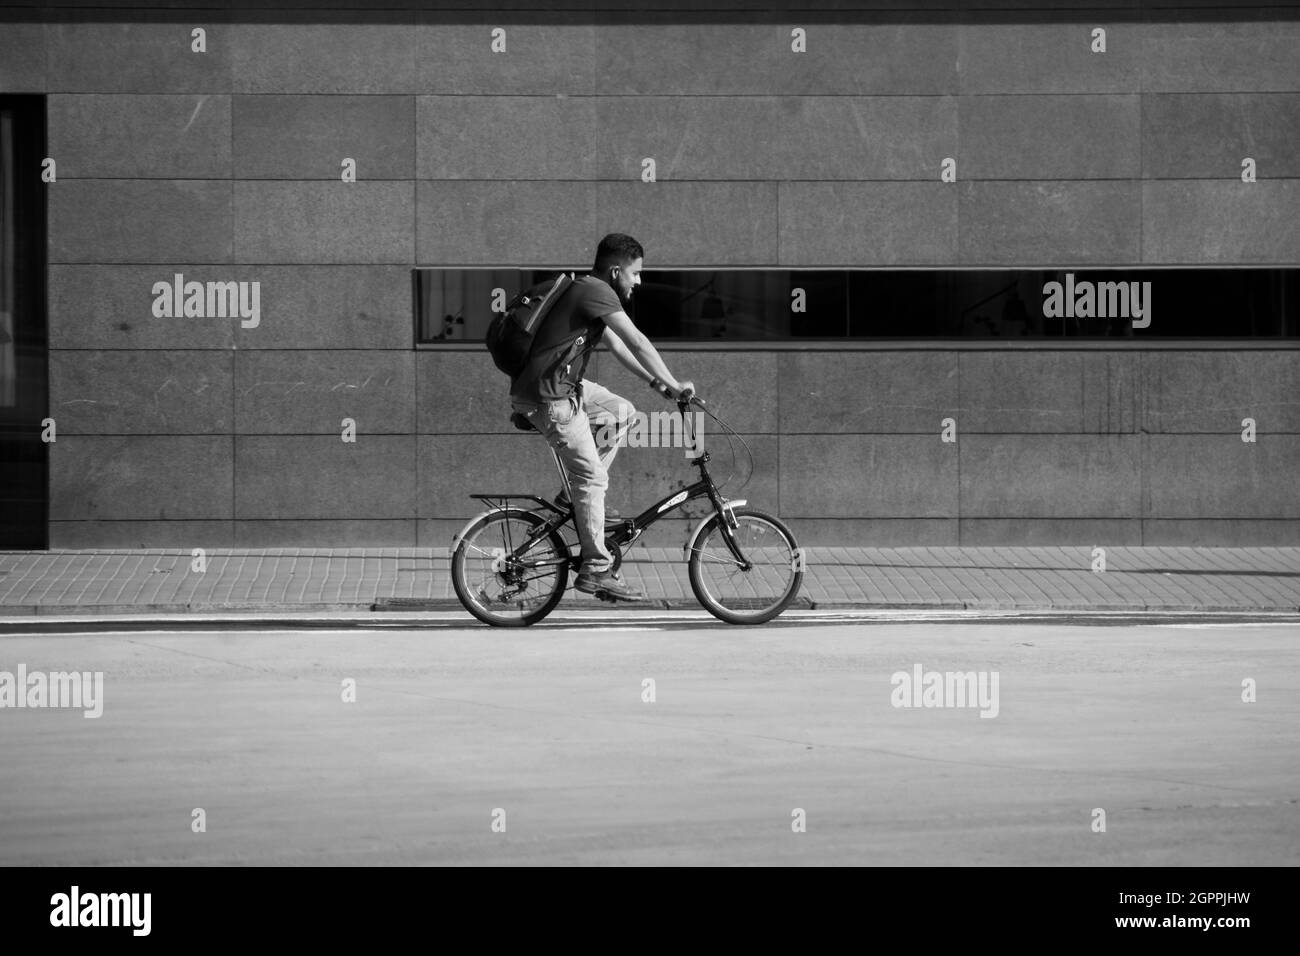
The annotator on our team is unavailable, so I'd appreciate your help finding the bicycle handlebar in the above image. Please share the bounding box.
[654,382,752,490]
[652,382,706,408]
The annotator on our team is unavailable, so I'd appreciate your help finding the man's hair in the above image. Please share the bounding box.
[593,233,644,274]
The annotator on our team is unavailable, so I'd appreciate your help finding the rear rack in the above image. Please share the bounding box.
[469,493,561,513]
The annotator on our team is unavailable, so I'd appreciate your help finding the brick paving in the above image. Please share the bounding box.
[1,547,1299,614]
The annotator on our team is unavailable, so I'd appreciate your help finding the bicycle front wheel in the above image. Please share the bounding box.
[451,508,571,626]
[687,507,803,625]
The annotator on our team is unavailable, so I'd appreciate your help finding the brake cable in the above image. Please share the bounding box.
[690,399,754,494]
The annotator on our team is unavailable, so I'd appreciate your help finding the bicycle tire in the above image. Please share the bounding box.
[687,507,803,625]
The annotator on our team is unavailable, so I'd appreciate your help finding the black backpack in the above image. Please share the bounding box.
[485,272,576,378]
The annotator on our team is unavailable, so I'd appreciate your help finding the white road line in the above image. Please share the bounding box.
[1151,622,1300,628]
[556,626,666,632]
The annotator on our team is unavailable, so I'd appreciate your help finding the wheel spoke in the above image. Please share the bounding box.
[691,548,748,568]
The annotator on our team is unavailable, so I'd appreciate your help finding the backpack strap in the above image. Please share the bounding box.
[523,272,576,334]
[517,272,576,373]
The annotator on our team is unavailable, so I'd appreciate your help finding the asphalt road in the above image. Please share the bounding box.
[1,611,1297,866]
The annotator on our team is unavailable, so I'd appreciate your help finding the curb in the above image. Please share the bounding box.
[0,602,384,616]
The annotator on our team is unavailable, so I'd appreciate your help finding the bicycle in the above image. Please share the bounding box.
[450,391,803,626]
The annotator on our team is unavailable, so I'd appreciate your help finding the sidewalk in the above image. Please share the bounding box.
[1,547,1299,615]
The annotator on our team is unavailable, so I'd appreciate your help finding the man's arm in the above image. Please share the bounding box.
[601,312,693,397]
[599,322,656,384]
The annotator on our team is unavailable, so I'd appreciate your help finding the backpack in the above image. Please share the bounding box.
[485,272,576,378]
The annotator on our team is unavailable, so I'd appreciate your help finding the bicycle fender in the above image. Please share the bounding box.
[451,507,511,549]
[682,499,747,558]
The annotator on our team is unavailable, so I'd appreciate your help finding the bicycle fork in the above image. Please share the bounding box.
[684,496,752,570]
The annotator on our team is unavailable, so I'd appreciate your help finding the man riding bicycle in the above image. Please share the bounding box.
[509,233,695,602]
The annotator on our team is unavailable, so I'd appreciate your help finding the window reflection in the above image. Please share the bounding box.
[415,268,1299,343]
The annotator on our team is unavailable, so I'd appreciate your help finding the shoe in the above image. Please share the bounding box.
[574,568,644,602]
[555,491,621,520]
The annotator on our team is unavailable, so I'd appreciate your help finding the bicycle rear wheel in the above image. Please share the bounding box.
[687,507,803,625]
[452,508,571,626]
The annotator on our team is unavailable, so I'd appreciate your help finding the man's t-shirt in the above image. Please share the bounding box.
[510,274,622,403]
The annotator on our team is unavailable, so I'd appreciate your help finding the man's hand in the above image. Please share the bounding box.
[648,377,695,401]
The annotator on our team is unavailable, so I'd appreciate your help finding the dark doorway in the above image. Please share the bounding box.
[0,95,48,549]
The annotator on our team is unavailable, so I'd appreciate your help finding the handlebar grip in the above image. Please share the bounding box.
[651,378,705,407]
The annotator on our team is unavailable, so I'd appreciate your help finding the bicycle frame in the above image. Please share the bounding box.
[461,400,752,571]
